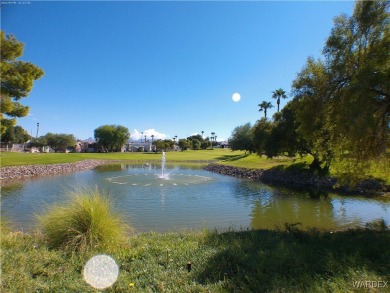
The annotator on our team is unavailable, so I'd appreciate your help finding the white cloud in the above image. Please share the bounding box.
[27,113,38,121]
[131,129,167,141]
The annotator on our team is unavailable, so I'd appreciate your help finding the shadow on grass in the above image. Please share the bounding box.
[195,224,390,291]
[216,153,249,162]
[270,161,309,172]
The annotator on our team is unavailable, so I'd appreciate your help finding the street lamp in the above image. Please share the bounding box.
[36,123,40,138]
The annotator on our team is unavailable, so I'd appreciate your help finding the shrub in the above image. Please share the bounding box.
[37,187,130,252]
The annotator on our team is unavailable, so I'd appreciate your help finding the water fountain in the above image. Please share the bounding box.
[158,152,169,180]
[105,152,212,187]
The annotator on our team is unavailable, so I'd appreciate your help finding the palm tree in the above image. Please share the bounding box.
[144,135,147,143]
[271,88,287,112]
[141,132,144,143]
[151,135,155,152]
[201,131,204,138]
[211,132,215,142]
[258,101,273,119]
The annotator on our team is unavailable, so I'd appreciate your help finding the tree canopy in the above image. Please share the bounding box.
[229,123,254,154]
[45,133,76,152]
[230,1,389,183]
[1,125,30,144]
[0,31,44,135]
[94,125,130,152]
[28,133,76,152]
[154,139,173,151]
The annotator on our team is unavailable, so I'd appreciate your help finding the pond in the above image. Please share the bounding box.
[1,164,389,233]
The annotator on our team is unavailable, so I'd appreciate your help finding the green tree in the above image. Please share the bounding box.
[94,125,130,152]
[1,125,30,144]
[178,138,191,151]
[322,0,389,165]
[229,123,254,154]
[252,119,274,156]
[271,88,288,112]
[258,101,273,119]
[187,134,203,142]
[45,133,76,153]
[191,139,201,150]
[201,140,211,150]
[0,31,44,135]
[27,136,47,149]
[154,139,173,151]
[292,57,333,172]
[291,0,390,179]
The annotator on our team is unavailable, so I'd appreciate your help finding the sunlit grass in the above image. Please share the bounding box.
[37,187,131,252]
[1,149,388,183]
[1,223,389,292]
[0,149,238,166]
[218,153,312,170]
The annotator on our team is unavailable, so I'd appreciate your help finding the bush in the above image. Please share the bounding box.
[37,187,130,252]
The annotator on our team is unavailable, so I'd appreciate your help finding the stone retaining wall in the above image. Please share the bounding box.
[0,160,107,181]
[204,164,387,194]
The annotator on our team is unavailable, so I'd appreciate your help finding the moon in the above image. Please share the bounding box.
[232,93,241,102]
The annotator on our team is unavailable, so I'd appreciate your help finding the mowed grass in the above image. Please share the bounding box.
[2,223,389,292]
[0,149,235,166]
[1,149,388,183]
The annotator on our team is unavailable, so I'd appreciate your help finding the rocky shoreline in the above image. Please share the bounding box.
[1,160,387,195]
[0,160,108,182]
[204,164,388,195]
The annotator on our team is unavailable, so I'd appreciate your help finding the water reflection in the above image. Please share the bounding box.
[1,165,389,233]
[250,194,337,230]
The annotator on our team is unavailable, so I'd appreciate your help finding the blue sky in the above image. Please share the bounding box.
[2,1,355,142]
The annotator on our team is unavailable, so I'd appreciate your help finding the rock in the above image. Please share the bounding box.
[203,164,386,195]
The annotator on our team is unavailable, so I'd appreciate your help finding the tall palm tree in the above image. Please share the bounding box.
[151,134,154,143]
[201,131,204,138]
[211,132,215,142]
[144,135,147,143]
[271,88,287,112]
[258,101,273,119]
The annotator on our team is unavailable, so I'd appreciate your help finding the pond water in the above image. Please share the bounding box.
[1,164,389,233]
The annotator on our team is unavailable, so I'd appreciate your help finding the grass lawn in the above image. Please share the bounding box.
[1,149,389,184]
[2,224,389,292]
[0,149,236,166]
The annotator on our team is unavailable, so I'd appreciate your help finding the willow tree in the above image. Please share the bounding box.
[0,31,44,135]
[291,0,389,181]
[323,0,389,181]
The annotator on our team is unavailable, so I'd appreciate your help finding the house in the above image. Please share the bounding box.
[219,141,230,149]
[126,142,155,152]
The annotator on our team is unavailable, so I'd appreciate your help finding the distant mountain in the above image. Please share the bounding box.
[81,137,95,143]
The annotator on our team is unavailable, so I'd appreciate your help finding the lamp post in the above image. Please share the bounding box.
[36,123,40,138]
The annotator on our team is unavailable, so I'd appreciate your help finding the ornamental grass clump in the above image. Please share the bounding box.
[37,187,130,252]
